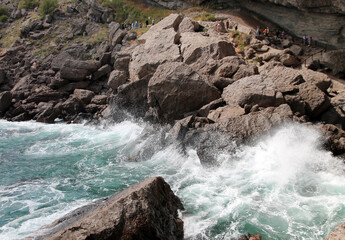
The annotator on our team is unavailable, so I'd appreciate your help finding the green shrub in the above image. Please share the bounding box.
[39,0,58,19]
[0,7,8,16]
[18,0,39,9]
[0,15,8,22]
[193,13,216,21]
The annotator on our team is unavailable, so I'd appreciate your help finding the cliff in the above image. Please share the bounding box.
[146,0,345,49]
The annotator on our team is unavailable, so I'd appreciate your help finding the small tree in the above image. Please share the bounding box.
[18,0,39,9]
[39,0,58,19]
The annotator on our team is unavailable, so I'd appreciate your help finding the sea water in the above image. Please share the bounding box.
[1,119,345,240]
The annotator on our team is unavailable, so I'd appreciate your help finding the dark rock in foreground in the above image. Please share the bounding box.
[27,177,184,240]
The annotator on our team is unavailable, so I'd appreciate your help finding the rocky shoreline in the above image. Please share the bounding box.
[1,0,345,239]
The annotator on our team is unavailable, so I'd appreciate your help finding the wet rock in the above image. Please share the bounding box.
[148,61,220,122]
[320,124,345,156]
[61,97,85,117]
[26,90,64,104]
[111,75,151,118]
[324,222,345,240]
[0,91,12,113]
[29,177,184,240]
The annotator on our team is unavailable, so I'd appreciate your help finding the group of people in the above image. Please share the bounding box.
[120,18,163,31]
[256,26,286,39]
[303,35,313,46]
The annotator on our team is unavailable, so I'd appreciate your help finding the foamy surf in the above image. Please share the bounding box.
[1,120,345,240]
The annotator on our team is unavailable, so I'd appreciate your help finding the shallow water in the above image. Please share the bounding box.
[0,120,344,240]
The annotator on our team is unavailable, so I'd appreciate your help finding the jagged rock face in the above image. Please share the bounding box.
[145,0,205,9]
[256,0,345,14]
[28,177,184,240]
[239,0,345,49]
[145,0,345,49]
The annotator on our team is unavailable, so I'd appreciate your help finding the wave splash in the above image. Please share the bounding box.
[0,120,345,239]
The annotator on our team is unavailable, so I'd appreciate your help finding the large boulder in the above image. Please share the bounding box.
[320,50,345,76]
[298,82,330,118]
[129,14,183,81]
[29,177,184,240]
[148,62,220,121]
[185,104,293,165]
[60,60,101,81]
[111,75,151,118]
[107,70,127,92]
[51,44,90,71]
[222,75,284,108]
[180,32,236,73]
[73,89,95,105]
[178,17,200,33]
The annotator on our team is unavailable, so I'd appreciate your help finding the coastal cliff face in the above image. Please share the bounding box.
[239,0,345,49]
[147,0,345,49]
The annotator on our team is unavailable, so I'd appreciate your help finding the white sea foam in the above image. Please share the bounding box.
[1,120,345,240]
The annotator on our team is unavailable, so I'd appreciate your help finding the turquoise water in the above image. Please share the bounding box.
[1,120,345,239]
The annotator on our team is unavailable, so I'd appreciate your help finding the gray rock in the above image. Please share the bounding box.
[73,89,95,105]
[29,177,183,240]
[92,64,112,80]
[107,70,127,91]
[0,91,12,113]
[290,45,303,56]
[148,61,220,121]
[90,95,107,105]
[60,60,101,81]
[222,75,284,108]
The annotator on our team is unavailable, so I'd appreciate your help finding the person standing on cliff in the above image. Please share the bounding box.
[282,30,286,39]
[308,36,312,46]
[256,26,260,35]
[303,35,307,45]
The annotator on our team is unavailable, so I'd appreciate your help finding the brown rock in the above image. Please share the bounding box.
[298,82,330,118]
[29,177,184,240]
[222,75,284,108]
[232,64,258,81]
[148,62,220,121]
[107,70,127,92]
[196,98,225,117]
[324,223,345,240]
[60,60,101,81]
[0,91,12,113]
[129,14,183,81]
[90,95,108,105]
[73,89,95,105]
[208,105,245,122]
[178,17,200,33]
[279,53,300,67]
[93,64,112,80]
